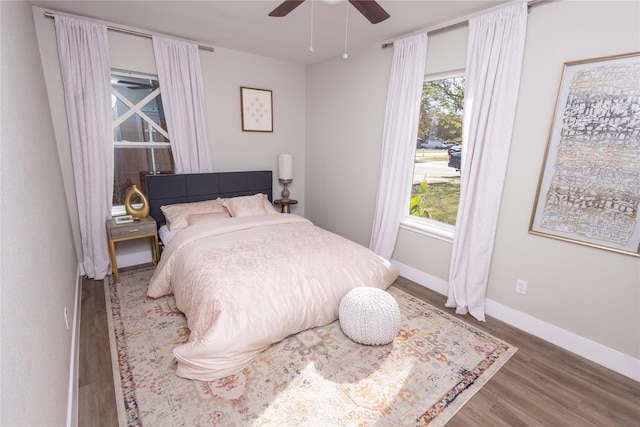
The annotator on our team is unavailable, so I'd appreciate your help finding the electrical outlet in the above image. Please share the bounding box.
[64,307,70,330]
[516,279,528,295]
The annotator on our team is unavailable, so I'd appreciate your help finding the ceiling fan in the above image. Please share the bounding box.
[269,0,390,24]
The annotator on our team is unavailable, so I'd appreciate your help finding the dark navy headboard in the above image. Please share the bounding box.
[145,171,273,227]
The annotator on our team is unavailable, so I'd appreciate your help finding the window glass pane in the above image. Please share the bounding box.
[113,111,169,143]
[111,76,168,143]
[113,147,175,205]
[410,76,464,226]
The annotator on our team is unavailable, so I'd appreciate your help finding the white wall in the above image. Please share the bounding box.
[32,7,307,268]
[306,0,640,379]
[1,2,80,425]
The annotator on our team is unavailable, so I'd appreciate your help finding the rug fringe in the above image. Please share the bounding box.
[104,276,130,427]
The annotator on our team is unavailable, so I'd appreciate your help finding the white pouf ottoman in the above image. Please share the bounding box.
[339,287,401,346]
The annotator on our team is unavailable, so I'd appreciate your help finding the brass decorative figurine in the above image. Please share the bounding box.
[124,184,150,218]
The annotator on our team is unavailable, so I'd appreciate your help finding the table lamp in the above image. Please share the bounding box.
[278,154,293,202]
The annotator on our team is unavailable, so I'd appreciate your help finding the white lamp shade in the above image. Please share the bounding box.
[278,154,293,180]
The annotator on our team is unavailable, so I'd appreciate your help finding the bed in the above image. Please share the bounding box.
[145,171,400,381]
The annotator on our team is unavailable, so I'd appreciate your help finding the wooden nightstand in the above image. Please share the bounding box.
[274,199,298,214]
[106,217,160,283]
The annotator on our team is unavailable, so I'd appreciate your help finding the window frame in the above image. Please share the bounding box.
[400,70,465,241]
[110,69,173,216]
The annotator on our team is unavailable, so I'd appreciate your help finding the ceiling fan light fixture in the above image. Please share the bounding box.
[268,0,390,58]
[308,0,315,53]
[342,1,349,59]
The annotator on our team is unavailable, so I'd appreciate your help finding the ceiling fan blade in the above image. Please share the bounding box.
[117,80,151,86]
[269,0,306,17]
[349,0,390,24]
[117,80,155,90]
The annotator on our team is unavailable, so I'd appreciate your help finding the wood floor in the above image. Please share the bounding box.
[79,269,640,426]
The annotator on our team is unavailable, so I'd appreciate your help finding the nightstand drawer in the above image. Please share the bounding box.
[107,218,157,240]
[109,223,155,239]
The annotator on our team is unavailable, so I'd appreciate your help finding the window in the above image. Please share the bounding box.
[404,74,465,237]
[111,71,174,212]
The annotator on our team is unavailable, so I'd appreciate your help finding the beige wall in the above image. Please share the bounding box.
[1,2,80,425]
[33,6,307,267]
[306,0,640,378]
[488,0,639,367]
[306,42,392,244]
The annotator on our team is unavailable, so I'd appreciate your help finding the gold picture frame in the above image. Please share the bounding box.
[240,87,273,132]
[529,52,640,256]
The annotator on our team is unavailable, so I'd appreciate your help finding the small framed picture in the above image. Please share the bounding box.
[240,87,273,132]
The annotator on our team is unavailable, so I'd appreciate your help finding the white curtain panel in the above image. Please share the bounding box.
[54,15,113,279]
[446,2,528,321]
[369,33,428,260]
[152,36,213,174]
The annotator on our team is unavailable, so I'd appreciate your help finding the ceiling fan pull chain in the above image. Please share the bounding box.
[308,0,315,53]
[343,2,349,59]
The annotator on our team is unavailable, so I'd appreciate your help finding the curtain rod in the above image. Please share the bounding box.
[43,11,214,52]
[381,0,546,49]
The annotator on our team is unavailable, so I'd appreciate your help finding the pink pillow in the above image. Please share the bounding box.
[186,212,231,226]
[262,194,277,214]
[223,194,269,217]
[161,199,227,231]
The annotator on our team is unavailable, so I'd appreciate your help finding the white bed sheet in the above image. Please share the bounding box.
[158,224,180,246]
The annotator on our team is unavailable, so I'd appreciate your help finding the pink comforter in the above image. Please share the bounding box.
[147,214,399,381]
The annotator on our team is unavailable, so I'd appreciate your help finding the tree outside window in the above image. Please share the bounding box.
[410,75,465,226]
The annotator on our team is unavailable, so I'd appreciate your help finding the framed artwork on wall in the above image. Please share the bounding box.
[240,87,273,132]
[529,52,640,256]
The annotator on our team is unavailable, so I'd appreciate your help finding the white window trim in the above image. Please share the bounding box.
[112,204,127,217]
[113,141,171,149]
[400,70,464,242]
[400,216,454,243]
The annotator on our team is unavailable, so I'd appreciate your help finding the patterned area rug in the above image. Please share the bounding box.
[106,267,517,426]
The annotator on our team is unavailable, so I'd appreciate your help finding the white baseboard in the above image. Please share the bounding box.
[393,261,450,296]
[66,265,82,427]
[391,260,640,382]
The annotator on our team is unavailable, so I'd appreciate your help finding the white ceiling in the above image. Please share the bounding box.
[32,0,510,65]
